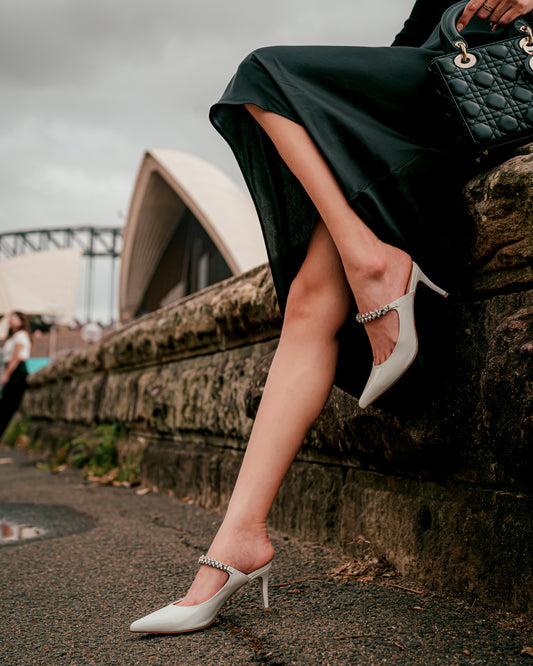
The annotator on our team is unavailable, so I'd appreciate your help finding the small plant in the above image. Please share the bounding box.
[7,418,141,487]
[54,441,72,466]
[69,422,138,485]
[2,415,31,447]
[87,439,118,477]
[116,461,141,485]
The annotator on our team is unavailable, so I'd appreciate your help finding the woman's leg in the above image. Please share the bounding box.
[180,219,351,605]
[0,380,26,437]
[180,107,411,607]
[245,104,412,366]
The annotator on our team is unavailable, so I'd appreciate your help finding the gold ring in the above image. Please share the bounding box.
[483,3,495,11]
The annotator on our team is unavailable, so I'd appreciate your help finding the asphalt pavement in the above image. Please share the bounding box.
[0,444,531,666]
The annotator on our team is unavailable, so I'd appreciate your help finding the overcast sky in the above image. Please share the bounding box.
[1,0,414,322]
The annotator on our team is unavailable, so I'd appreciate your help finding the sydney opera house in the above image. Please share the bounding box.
[119,149,266,320]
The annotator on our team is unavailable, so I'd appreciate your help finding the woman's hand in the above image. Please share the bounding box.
[458,0,533,31]
[1,371,9,386]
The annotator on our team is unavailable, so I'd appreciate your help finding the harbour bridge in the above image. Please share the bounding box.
[0,226,123,323]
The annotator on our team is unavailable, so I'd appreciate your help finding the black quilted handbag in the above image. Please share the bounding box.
[427,0,533,155]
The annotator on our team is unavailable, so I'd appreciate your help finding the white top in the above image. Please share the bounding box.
[2,330,31,363]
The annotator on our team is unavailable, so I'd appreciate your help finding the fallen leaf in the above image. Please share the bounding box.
[97,468,120,485]
[521,647,533,658]
[136,487,151,496]
[1,524,14,538]
[0,458,14,465]
[329,555,392,580]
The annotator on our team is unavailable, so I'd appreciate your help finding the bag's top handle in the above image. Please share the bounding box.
[439,0,530,53]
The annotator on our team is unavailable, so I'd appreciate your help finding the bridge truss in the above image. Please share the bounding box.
[0,227,123,323]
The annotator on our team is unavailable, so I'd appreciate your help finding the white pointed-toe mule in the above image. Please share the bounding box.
[129,555,272,634]
[358,262,448,409]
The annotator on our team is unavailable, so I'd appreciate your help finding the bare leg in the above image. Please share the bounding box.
[180,219,351,604]
[179,108,411,606]
[245,104,412,366]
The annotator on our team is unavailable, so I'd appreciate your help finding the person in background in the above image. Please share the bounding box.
[0,311,32,437]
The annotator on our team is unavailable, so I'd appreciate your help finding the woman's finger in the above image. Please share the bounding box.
[487,0,512,25]
[490,0,533,27]
[458,0,494,30]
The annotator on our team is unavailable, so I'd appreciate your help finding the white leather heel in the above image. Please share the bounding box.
[358,262,448,409]
[259,569,270,610]
[129,556,273,634]
[416,267,448,299]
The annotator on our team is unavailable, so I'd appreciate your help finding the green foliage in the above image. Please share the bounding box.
[8,418,140,486]
[87,438,118,476]
[116,461,141,484]
[2,415,31,447]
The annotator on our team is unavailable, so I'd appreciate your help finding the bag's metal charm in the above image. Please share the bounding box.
[519,25,533,54]
[454,41,477,69]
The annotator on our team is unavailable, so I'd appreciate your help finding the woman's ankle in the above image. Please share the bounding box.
[207,521,274,572]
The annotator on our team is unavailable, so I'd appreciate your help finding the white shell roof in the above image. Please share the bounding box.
[120,149,266,317]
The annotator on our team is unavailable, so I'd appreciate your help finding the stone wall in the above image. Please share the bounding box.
[22,146,533,614]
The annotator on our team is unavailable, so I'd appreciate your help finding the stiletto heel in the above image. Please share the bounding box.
[417,267,449,299]
[129,555,273,634]
[357,262,448,409]
[259,570,270,610]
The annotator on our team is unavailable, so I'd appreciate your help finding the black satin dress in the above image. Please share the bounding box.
[209,1,530,398]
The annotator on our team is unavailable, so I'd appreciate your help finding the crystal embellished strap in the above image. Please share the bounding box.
[355,303,392,324]
[198,554,230,572]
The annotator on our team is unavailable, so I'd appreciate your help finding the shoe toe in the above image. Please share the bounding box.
[129,617,148,632]
[130,602,213,634]
[130,604,181,633]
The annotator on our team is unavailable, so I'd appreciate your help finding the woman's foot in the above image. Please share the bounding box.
[348,243,412,365]
[176,523,274,606]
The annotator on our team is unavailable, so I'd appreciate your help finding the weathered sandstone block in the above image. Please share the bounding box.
[480,305,533,487]
[463,144,533,292]
[340,468,533,614]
